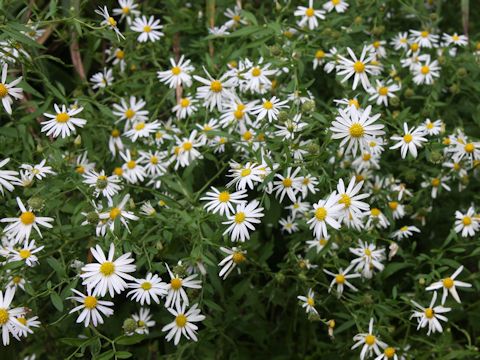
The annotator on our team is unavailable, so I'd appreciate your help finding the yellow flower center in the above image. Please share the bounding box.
[338,194,351,207]
[335,274,345,284]
[180,98,190,107]
[400,226,409,232]
[251,67,261,77]
[56,112,70,123]
[263,100,273,110]
[171,66,181,75]
[183,142,193,151]
[137,320,145,327]
[20,211,36,225]
[127,160,136,169]
[0,309,9,325]
[421,65,430,75]
[315,207,327,221]
[143,25,152,33]
[235,212,246,224]
[84,296,97,309]
[315,50,325,59]
[378,87,389,96]
[17,317,27,326]
[124,109,135,120]
[349,123,365,138]
[0,84,8,98]
[462,216,472,226]
[100,261,115,276]
[242,131,253,141]
[362,153,371,161]
[233,15,241,22]
[218,191,230,202]
[332,0,341,5]
[141,281,152,290]
[135,122,145,131]
[410,43,419,52]
[210,80,222,92]
[170,278,182,290]
[282,178,293,187]
[465,143,475,153]
[431,178,440,187]
[13,276,22,284]
[365,334,376,346]
[305,8,315,17]
[388,201,398,210]
[421,31,429,38]
[115,49,125,59]
[349,99,360,109]
[175,314,187,327]
[384,347,396,358]
[19,249,31,259]
[425,308,434,319]
[443,277,454,289]
[373,41,381,48]
[371,208,381,217]
[98,175,107,181]
[108,17,117,27]
[307,297,315,306]
[452,34,460,41]
[241,168,251,177]
[122,7,130,14]
[109,207,121,219]
[353,61,365,73]
[232,252,246,264]
[234,109,244,119]
[111,129,120,137]
[76,165,85,174]
[403,134,413,143]
[113,167,123,176]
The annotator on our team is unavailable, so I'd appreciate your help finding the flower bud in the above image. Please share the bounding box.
[86,211,99,225]
[457,67,467,78]
[74,135,82,146]
[429,151,443,164]
[390,96,400,107]
[275,272,285,284]
[301,100,315,113]
[123,318,137,335]
[28,197,45,211]
[277,111,289,122]
[269,45,282,57]
[404,88,414,98]
[449,84,460,94]
[354,16,363,25]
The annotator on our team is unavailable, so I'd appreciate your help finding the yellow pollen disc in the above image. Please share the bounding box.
[371,208,381,217]
[148,156,158,165]
[98,175,107,181]
[353,61,365,73]
[0,84,8,97]
[233,15,241,22]
[365,334,376,346]
[235,212,246,224]
[282,178,293,187]
[20,211,36,225]
[171,66,181,75]
[305,7,315,17]
[251,67,261,77]
[335,274,345,284]
[182,142,193,151]
[175,314,187,327]
[180,98,190,107]
[356,175,364,182]
[384,347,396,358]
[410,43,419,52]
[13,276,22,284]
[84,296,97,309]
[315,207,327,221]
[174,146,181,155]
[143,25,152,33]
[111,129,120,137]
[373,41,381,48]
[17,317,27,326]
[127,160,136,169]
[241,168,251,177]
[108,17,117,27]
[56,112,70,123]
[403,134,413,143]
[125,108,135,119]
[243,131,253,141]
[388,201,398,210]
[421,31,429,38]
[463,216,472,226]
[443,277,454,289]
[76,166,85,174]
[315,50,325,59]
[113,167,123,176]
[349,123,364,138]
[425,308,434,319]
[234,109,244,119]
[452,162,460,171]
[0,309,10,325]
[122,7,130,14]
[135,122,145,131]
[100,261,115,276]
[426,122,434,129]
[109,207,121,219]
[218,191,230,202]
[332,0,341,4]
[319,238,327,245]
[362,153,371,161]
[421,65,430,75]
[171,278,182,290]
[232,252,246,263]
[19,249,31,259]
[364,248,372,256]
[400,225,408,232]
[141,281,152,290]
[210,80,223,92]
[338,194,351,207]
[349,99,360,108]
[115,50,125,59]
[263,101,273,110]
[464,143,475,153]
[452,34,460,41]
[378,87,389,96]
[431,178,440,187]
[306,297,315,306]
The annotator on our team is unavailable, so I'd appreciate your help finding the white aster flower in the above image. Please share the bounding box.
[201,187,248,217]
[323,0,349,13]
[0,158,20,195]
[68,288,114,327]
[132,308,155,334]
[294,0,325,30]
[454,207,479,237]
[128,273,168,305]
[90,68,114,89]
[390,123,427,159]
[426,265,472,304]
[0,63,23,115]
[411,291,451,336]
[223,200,265,242]
[162,303,205,346]
[131,15,164,42]
[307,192,343,239]
[297,288,318,315]
[323,264,360,298]
[157,55,195,88]
[41,104,86,139]
[0,287,29,345]
[252,96,288,123]
[351,318,387,360]
[218,247,246,279]
[164,264,202,308]
[336,46,380,90]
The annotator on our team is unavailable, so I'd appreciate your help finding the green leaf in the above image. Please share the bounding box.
[115,351,133,359]
[95,350,115,360]
[115,334,145,345]
[50,291,64,312]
